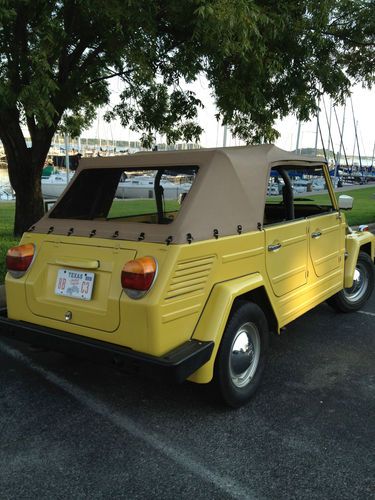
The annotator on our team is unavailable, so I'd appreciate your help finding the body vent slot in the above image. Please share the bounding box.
[165,256,215,300]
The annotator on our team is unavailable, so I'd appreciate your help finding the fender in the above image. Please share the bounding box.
[189,273,274,384]
[344,232,375,287]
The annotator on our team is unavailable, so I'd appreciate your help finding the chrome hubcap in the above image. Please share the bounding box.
[343,263,368,303]
[229,322,260,388]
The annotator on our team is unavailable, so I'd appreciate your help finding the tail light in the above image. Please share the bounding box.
[6,243,35,278]
[121,256,157,299]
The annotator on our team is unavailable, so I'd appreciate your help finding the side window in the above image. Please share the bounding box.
[264,166,335,225]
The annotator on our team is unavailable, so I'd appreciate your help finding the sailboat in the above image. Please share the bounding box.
[41,171,75,199]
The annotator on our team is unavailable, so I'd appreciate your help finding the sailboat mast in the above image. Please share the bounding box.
[223,124,228,147]
[314,113,319,156]
[334,106,349,168]
[326,100,332,161]
[336,104,346,166]
[64,133,70,183]
[317,119,327,162]
[296,120,301,154]
[350,96,362,171]
[322,97,337,167]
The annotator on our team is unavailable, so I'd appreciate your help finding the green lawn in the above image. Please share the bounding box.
[334,187,375,225]
[0,202,18,284]
[1,187,374,283]
[108,198,180,218]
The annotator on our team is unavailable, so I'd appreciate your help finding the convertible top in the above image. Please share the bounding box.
[33,144,326,243]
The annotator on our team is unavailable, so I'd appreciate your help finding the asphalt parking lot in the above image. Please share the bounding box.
[0,292,374,499]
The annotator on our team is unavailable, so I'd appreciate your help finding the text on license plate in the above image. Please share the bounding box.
[55,269,95,300]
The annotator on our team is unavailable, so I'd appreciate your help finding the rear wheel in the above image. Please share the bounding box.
[327,251,375,312]
[214,301,269,408]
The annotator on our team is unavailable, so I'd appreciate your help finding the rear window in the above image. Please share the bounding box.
[49,166,198,224]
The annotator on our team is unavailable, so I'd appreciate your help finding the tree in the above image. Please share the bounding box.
[0,0,373,235]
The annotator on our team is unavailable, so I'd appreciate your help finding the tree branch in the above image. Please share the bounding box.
[87,68,133,85]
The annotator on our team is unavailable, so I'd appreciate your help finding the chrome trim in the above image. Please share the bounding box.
[343,263,368,303]
[268,243,281,252]
[229,322,261,388]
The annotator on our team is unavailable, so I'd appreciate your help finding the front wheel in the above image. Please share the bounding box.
[214,301,269,408]
[327,251,375,312]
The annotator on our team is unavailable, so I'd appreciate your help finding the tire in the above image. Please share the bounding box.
[213,301,269,408]
[327,251,375,312]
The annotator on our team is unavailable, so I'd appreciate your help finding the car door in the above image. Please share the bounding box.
[264,219,308,297]
[308,212,345,278]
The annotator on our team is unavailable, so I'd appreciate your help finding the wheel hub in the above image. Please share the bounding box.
[229,322,260,388]
[343,264,368,303]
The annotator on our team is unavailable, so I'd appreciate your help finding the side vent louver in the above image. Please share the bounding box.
[165,256,215,301]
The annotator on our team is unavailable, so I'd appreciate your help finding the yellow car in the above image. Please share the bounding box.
[1,145,375,407]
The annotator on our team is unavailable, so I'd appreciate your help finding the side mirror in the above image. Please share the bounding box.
[338,195,354,210]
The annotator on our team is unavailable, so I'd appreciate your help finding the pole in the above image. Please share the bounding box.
[336,104,346,166]
[371,139,375,169]
[317,120,327,162]
[327,100,332,160]
[223,124,228,147]
[333,106,349,168]
[322,98,337,166]
[350,96,362,171]
[296,120,301,153]
[64,134,70,183]
[314,113,319,156]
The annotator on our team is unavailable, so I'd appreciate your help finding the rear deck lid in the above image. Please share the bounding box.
[25,240,136,332]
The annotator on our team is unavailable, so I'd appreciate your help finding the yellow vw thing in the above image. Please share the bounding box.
[1,145,375,407]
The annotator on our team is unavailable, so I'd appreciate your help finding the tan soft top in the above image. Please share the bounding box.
[33,144,326,244]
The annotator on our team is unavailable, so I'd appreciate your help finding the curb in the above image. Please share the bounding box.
[0,285,5,308]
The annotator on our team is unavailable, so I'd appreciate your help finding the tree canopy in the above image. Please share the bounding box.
[0,0,374,234]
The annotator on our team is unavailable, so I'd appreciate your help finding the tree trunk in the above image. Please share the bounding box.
[13,166,44,236]
[6,149,45,236]
[0,110,55,236]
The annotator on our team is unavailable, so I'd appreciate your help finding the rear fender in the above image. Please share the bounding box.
[189,273,273,384]
[345,232,375,287]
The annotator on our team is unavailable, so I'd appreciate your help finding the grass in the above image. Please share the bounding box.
[0,202,18,284]
[0,186,374,283]
[108,198,180,218]
[334,186,375,225]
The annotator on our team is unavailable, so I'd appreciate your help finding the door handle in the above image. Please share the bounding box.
[311,231,322,239]
[268,243,282,252]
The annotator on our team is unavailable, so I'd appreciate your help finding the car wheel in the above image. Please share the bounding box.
[327,251,375,312]
[214,301,269,408]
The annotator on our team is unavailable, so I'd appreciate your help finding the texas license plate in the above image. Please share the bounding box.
[55,269,95,300]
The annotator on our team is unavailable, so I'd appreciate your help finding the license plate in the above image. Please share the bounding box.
[55,269,95,300]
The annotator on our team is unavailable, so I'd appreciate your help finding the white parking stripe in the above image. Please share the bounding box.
[0,341,257,500]
[357,310,375,317]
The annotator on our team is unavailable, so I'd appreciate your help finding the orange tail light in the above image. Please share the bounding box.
[121,256,157,299]
[6,243,35,278]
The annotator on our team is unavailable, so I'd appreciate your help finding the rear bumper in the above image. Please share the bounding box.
[0,309,214,383]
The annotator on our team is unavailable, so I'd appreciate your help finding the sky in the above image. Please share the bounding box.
[81,76,375,159]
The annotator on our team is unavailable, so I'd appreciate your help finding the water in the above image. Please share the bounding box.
[0,169,14,201]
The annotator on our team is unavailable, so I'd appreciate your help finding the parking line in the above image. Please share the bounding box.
[0,341,257,500]
[357,310,375,317]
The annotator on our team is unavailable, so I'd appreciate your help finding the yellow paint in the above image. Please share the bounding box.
[344,231,375,287]
[5,209,375,384]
